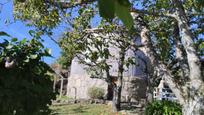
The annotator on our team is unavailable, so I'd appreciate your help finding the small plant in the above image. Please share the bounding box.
[145,100,182,115]
[87,86,105,99]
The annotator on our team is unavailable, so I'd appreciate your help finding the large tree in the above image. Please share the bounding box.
[129,1,204,114]
[59,23,138,111]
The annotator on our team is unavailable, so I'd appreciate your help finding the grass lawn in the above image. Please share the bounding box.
[50,104,118,115]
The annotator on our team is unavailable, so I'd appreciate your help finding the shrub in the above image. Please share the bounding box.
[0,37,57,115]
[145,100,182,115]
[87,86,105,99]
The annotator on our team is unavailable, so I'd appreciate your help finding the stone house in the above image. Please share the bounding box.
[66,30,149,103]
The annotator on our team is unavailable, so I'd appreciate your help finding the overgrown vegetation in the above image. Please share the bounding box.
[0,32,56,114]
[145,100,182,115]
[87,86,105,99]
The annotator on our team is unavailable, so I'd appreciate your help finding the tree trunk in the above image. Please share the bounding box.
[131,12,185,104]
[104,63,119,112]
[182,98,204,115]
[172,1,204,114]
[142,25,187,104]
[131,1,204,114]
[112,48,125,112]
[66,64,71,97]
[59,77,64,98]
[139,15,204,114]
[106,84,114,100]
[66,74,69,96]
[53,75,56,92]
[174,27,189,79]
[112,84,122,112]
[173,0,202,90]
[140,27,185,104]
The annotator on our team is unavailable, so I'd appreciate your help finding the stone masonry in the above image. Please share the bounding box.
[66,32,149,102]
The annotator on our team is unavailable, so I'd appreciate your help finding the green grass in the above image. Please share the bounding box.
[55,95,73,102]
[50,104,116,115]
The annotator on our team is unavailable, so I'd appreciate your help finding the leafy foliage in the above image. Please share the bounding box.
[14,0,60,30]
[0,31,11,37]
[145,100,182,115]
[57,5,95,68]
[87,86,105,99]
[14,0,133,30]
[0,33,56,114]
[98,0,133,29]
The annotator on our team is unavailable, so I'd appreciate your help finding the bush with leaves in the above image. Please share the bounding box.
[87,86,105,99]
[145,100,182,115]
[0,32,56,115]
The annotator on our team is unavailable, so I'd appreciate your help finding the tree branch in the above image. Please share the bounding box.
[131,8,203,19]
[51,0,96,9]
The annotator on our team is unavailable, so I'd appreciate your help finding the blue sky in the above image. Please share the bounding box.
[0,1,61,64]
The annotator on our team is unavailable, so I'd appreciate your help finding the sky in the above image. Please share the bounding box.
[0,1,61,64]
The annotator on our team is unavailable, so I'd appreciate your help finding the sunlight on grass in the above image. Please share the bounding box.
[50,104,117,115]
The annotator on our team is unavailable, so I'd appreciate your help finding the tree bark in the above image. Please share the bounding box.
[132,0,204,113]
[112,48,125,112]
[112,84,119,112]
[59,77,64,98]
[53,76,56,92]
[131,12,185,104]
[66,71,69,97]
[104,63,119,112]
[141,27,185,105]
[172,0,203,88]
[66,63,72,97]
[172,1,204,114]
[173,22,189,87]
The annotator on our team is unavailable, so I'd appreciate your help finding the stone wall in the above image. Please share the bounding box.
[122,76,147,102]
[66,73,147,102]
[66,74,108,99]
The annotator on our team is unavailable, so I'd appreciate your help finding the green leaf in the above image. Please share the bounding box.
[24,58,30,63]
[117,0,131,7]
[11,38,18,42]
[29,30,35,36]
[98,0,115,19]
[6,44,13,50]
[104,48,109,59]
[0,31,11,37]
[115,0,134,29]
[30,54,38,59]
[199,42,204,49]
[20,38,27,44]
[91,51,98,61]
[45,48,52,56]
